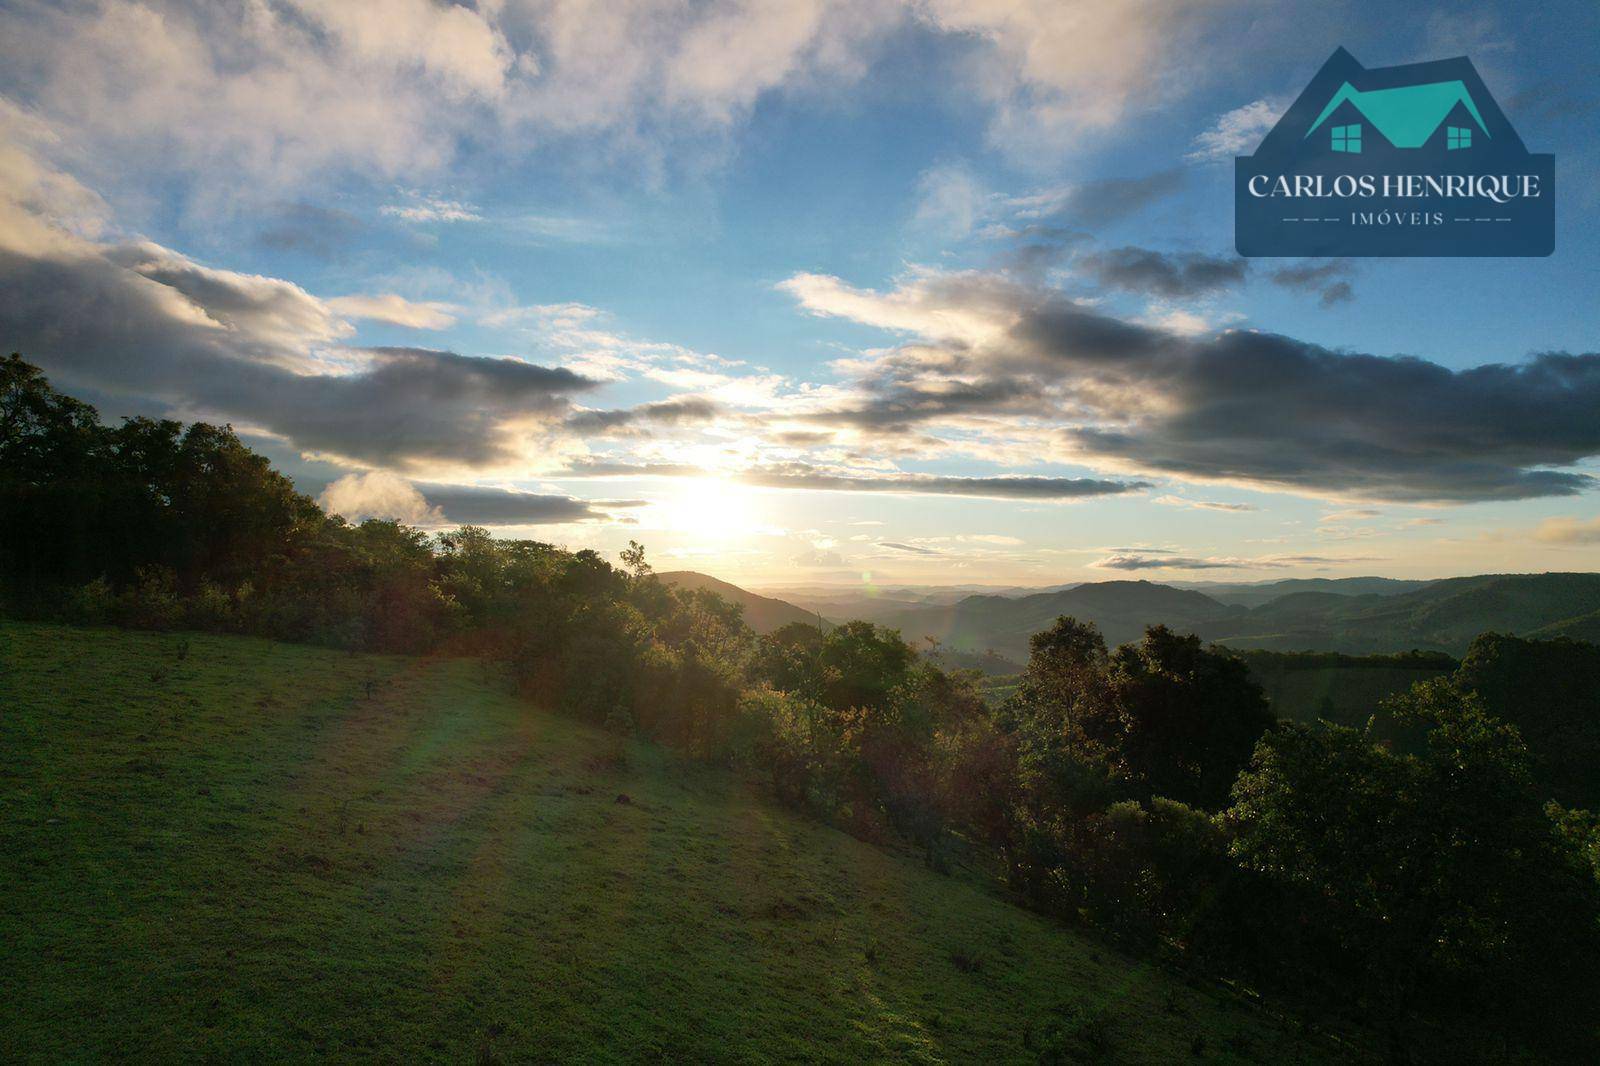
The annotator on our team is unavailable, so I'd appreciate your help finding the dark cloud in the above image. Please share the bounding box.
[546,459,1145,500]
[803,377,1043,433]
[740,465,1147,500]
[1051,170,1186,225]
[1059,329,1600,502]
[804,275,1600,503]
[416,483,645,525]
[563,397,720,434]
[553,459,707,479]
[880,542,942,555]
[1081,247,1247,298]
[1093,554,1246,570]
[0,245,598,469]
[1265,258,1357,306]
[255,202,366,259]
[1092,551,1386,571]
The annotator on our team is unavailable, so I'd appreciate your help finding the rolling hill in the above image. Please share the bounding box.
[834,581,1244,664]
[658,571,825,634]
[1173,577,1433,608]
[1214,573,1600,654]
[0,621,1327,1062]
[721,572,1600,668]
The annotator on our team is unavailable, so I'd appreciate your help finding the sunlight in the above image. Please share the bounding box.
[656,476,762,542]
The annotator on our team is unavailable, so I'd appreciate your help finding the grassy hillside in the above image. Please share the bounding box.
[0,622,1327,1063]
[658,570,825,634]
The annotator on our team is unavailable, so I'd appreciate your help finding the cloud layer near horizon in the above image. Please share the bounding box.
[783,270,1600,503]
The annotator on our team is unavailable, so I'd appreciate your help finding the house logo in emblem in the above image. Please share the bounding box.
[1236,48,1554,257]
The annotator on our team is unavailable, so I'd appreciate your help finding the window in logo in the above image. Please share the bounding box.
[1446,125,1472,150]
[1331,123,1362,153]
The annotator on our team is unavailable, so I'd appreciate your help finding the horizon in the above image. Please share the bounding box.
[3,1,1598,586]
[700,567,1584,595]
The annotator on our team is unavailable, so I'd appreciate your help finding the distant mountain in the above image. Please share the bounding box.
[866,580,1249,663]
[658,571,824,635]
[1524,608,1600,645]
[1212,573,1600,654]
[1173,576,1433,608]
[679,570,1600,667]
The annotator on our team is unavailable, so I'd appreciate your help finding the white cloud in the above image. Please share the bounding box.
[380,194,483,223]
[0,0,1249,211]
[913,162,993,238]
[1533,515,1600,545]
[916,0,1246,157]
[1151,495,1256,513]
[318,470,445,525]
[326,293,460,330]
[1185,98,1282,163]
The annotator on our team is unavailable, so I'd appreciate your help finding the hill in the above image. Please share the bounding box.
[1176,577,1432,608]
[0,621,1323,1062]
[684,572,1600,667]
[865,581,1248,664]
[658,571,824,634]
[1217,573,1600,654]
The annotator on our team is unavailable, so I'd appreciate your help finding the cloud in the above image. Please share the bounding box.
[1266,259,1357,307]
[319,470,444,525]
[1185,99,1281,162]
[914,2,1244,156]
[563,398,722,435]
[1151,495,1256,513]
[325,294,460,330]
[381,194,482,224]
[0,216,599,471]
[1093,554,1247,571]
[880,541,942,556]
[0,0,1256,222]
[739,465,1146,500]
[1319,508,1382,523]
[1092,551,1387,571]
[415,484,644,526]
[1533,516,1600,545]
[793,548,846,567]
[255,203,366,258]
[781,268,1600,503]
[1080,247,1247,298]
[318,470,639,527]
[1002,170,1186,229]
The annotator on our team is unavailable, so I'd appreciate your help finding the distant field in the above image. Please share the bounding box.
[981,653,1454,744]
[1233,651,1457,746]
[0,622,1331,1063]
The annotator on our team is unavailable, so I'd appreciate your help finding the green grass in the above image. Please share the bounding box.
[0,622,1334,1063]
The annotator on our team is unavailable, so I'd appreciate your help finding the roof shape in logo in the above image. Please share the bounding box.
[1244,47,1532,160]
[1306,80,1490,147]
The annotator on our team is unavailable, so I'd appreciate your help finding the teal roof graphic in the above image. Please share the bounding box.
[1306,80,1490,148]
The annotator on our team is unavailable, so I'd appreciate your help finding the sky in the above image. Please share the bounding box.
[1,0,1597,588]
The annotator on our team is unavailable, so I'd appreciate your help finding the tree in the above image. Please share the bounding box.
[1105,626,1275,810]
[1453,633,1600,807]
[1005,619,1272,812]
[1228,681,1600,1055]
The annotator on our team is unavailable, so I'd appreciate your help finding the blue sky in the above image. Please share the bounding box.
[1,0,1597,585]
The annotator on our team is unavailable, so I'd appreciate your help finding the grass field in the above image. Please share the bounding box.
[0,622,1333,1063]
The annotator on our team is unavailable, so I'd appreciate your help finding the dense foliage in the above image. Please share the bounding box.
[6,354,1599,1059]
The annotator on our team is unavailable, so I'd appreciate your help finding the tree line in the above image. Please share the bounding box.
[4,353,1598,1060]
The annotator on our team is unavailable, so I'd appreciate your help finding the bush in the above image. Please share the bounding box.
[67,576,116,625]
[124,566,183,630]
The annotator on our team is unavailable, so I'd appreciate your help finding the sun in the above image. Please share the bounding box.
[657,477,761,542]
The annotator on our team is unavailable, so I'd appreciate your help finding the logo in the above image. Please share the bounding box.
[1236,48,1553,257]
